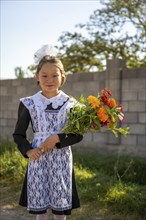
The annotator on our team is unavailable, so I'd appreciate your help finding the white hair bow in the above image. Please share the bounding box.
[34,44,57,65]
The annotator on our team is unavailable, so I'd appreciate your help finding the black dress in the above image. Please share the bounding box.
[13,91,83,215]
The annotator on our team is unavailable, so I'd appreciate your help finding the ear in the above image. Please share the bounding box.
[61,75,65,86]
[35,73,39,83]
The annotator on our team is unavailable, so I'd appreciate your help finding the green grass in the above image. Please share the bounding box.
[0,140,28,183]
[72,151,146,220]
[0,140,146,220]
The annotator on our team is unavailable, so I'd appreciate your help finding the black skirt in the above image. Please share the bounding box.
[19,167,80,215]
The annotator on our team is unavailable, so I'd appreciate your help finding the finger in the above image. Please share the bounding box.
[34,153,41,159]
[36,150,41,156]
[32,155,39,160]
[30,153,38,160]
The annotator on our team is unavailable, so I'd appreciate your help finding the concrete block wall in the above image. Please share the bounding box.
[0,59,146,156]
[121,67,146,147]
[0,78,38,140]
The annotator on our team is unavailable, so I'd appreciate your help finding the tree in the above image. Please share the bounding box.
[57,0,146,73]
[27,65,37,76]
[14,67,26,78]
[14,65,35,78]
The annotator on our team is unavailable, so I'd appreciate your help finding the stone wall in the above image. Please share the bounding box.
[0,59,145,156]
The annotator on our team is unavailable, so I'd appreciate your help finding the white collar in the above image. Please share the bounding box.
[35,90,69,109]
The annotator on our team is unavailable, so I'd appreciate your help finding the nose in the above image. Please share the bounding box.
[46,76,53,82]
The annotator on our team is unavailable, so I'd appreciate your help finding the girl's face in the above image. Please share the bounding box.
[36,63,63,98]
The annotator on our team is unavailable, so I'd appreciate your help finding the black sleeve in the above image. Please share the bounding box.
[13,102,33,158]
[56,133,83,149]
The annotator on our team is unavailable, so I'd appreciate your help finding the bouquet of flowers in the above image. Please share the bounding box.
[62,88,130,137]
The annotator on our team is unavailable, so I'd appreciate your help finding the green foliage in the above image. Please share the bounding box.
[27,64,37,75]
[14,67,26,79]
[0,141,27,182]
[57,0,146,73]
[103,182,146,215]
[14,65,35,79]
[114,156,146,185]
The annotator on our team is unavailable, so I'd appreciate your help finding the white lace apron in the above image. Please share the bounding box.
[20,91,75,212]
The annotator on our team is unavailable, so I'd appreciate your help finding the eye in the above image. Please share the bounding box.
[53,74,59,77]
[42,75,47,78]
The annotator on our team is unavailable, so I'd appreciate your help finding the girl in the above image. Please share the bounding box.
[13,45,83,220]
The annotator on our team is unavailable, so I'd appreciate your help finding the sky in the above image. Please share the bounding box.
[1,0,100,79]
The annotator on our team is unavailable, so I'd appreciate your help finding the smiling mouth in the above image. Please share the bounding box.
[46,85,54,87]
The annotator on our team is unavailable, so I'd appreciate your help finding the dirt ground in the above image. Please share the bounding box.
[0,207,102,220]
[0,198,103,220]
[0,184,102,220]
[0,205,36,220]
[0,182,36,220]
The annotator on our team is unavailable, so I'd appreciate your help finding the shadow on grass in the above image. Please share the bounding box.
[72,150,146,220]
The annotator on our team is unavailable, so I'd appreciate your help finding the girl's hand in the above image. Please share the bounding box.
[40,134,60,152]
[26,148,42,160]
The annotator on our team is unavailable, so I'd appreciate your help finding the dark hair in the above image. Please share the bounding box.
[36,56,66,86]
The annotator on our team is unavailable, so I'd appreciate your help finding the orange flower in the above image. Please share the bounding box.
[97,106,109,122]
[107,119,113,128]
[107,98,117,108]
[87,96,100,109]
